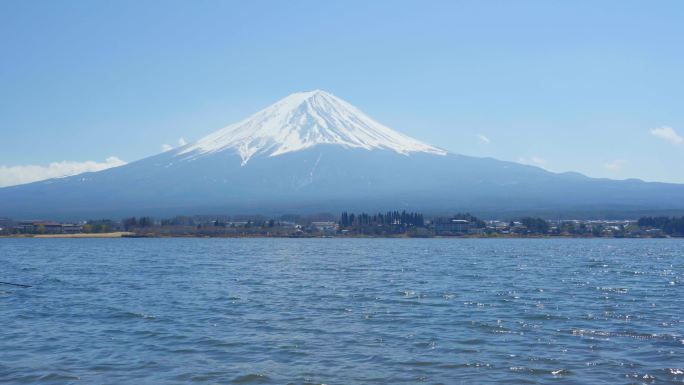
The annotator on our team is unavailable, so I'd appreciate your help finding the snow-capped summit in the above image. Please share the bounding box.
[179,90,447,165]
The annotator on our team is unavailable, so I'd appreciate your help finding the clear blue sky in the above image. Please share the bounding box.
[1,0,683,183]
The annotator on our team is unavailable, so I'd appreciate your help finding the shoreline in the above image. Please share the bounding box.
[0,233,675,239]
[0,232,135,239]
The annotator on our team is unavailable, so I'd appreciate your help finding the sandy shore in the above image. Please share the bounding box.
[30,232,135,238]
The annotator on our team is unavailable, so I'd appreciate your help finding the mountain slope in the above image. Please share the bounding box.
[1,90,683,219]
[178,90,446,165]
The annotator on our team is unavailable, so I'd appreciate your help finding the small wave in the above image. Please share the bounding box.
[38,373,81,381]
[509,366,570,376]
[625,372,657,382]
[571,328,679,341]
[403,360,439,367]
[231,373,272,384]
[597,286,629,293]
[111,310,156,320]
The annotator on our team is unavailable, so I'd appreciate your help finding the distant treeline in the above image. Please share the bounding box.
[339,211,424,227]
[78,213,683,238]
[637,216,684,235]
[123,217,155,230]
[4,212,683,238]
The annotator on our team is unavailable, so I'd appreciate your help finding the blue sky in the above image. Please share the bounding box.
[1,0,683,185]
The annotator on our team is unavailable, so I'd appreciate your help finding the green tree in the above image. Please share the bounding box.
[123,217,138,231]
[521,217,550,234]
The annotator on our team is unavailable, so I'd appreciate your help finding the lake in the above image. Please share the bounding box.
[1,238,683,384]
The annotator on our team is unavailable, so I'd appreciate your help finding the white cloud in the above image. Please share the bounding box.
[518,156,548,168]
[0,156,126,188]
[603,159,628,171]
[531,156,547,166]
[650,126,682,145]
[477,134,491,144]
[162,138,188,152]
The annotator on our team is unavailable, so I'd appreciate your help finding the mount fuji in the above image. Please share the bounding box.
[179,90,447,165]
[1,90,683,219]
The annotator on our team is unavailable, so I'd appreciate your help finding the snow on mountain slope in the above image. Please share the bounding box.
[178,90,447,165]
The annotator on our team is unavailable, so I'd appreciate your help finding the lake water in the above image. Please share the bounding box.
[1,238,683,384]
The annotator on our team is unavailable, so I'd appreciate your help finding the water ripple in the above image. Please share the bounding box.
[1,238,683,384]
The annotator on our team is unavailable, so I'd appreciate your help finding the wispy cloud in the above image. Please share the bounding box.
[518,156,547,167]
[0,156,126,188]
[603,159,627,171]
[650,126,682,145]
[531,156,547,165]
[162,137,189,152]
[477,134,491,144]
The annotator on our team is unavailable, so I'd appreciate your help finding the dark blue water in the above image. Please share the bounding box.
[1,238,683,384]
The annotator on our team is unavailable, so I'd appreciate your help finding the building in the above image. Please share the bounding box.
[434,219,471,235]
[310,221,338,234]
[15,221,39,233]
[14,221,83,234]
[43,222,64,233]
[62,224,84,234]
[0,218,14,233]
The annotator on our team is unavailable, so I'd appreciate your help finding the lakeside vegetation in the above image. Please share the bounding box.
[637,216,684,235]
[2,212,683,238]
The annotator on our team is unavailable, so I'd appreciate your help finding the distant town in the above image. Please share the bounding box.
[1,212,683,238]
